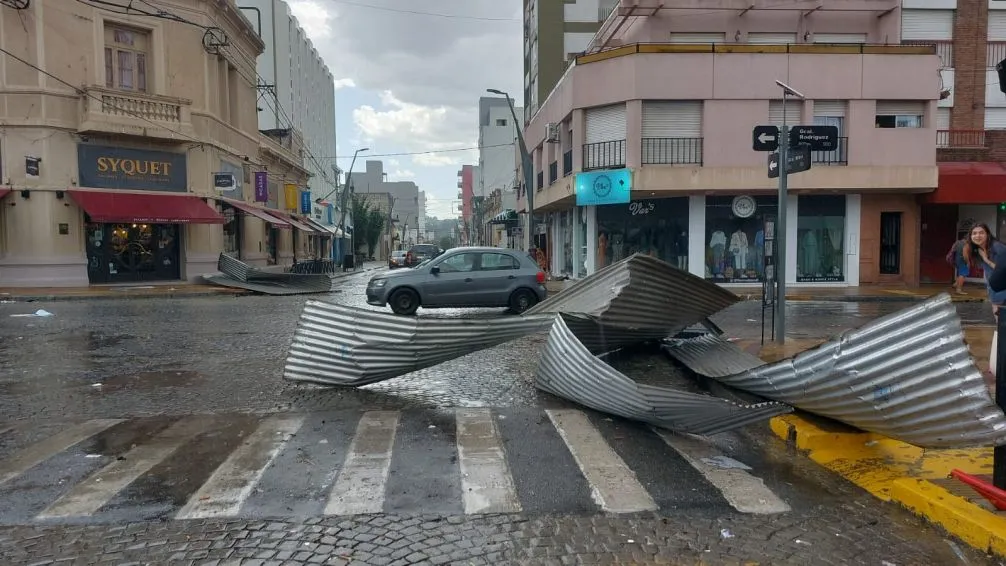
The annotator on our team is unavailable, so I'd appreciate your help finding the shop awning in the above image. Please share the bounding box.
[489,209,518,225]
[220,198,292,229]
[68,190,224,224]
[0,189,10,200]
[303,217,345,237]
[925,162,1006,204]
[269,210,323,234]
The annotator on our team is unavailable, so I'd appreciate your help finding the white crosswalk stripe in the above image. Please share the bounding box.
[0,408,792,523]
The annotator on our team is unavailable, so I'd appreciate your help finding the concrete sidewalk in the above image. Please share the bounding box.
[0,265,384,302]
[748,328,1006,558]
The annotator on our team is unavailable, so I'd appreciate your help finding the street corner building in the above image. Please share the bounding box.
[0,0,336,287]
[519,0,947,288]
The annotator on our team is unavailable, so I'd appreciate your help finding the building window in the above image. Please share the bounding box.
[496,118,507,127]
[875,101,925,128]
[104,25,149,92]
[879,212,902,275]
[597,198,688,270]
[797,195,845,282]
[705,195,777,283]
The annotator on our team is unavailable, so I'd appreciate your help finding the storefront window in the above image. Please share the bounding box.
[597,197,688,269]
[576,208,587,277]
[797,195,846,282]
[705,195,776,282]
[562,210,573,275]
[222,206,240,258]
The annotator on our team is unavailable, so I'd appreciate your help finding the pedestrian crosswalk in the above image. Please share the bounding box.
[0,407,790,524]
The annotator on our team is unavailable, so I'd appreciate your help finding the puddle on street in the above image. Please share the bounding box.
[90,370,203,392]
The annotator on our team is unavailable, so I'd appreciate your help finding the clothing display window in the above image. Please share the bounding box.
[596,197,688,269]
[704,195,776,282]
[561,211,573,275]
[796,195,845,282]
[222,206,240,258]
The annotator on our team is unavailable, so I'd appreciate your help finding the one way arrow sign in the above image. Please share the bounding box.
[752,125,779,152]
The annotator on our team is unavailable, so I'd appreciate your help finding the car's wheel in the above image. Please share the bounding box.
[389,288,420,315]
[509,288,538,314]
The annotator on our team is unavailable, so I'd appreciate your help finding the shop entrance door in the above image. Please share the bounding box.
[919,204,957,284]
[85,223,181,284]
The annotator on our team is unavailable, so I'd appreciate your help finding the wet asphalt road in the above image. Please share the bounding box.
[0,270,997,565]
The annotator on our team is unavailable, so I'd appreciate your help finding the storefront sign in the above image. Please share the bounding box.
[25,156,40,178]
[213,173,236,192]
[218,160,243,193]
[254,172,268,202]
[300,190,312,214]
[628,201,655,216]
[283,184,298,211]
[77,145,187,192]
[732,196,756,218]
[575,168,631,206]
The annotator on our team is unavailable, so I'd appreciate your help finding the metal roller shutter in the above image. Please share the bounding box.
[668,32,726,43]
[901,9,954,41]
[813,101,846,117]
[986,108,1006,129]
[748,33,797,44]
[585,104,626,143]
[813,33,867,43]
[990,13,1006,42]
[876,101,926,116]
[642,101,702,137]
[768,100,802,126]
[933,108,949,131]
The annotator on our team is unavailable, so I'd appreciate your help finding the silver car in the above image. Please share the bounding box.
[366,246,548,315]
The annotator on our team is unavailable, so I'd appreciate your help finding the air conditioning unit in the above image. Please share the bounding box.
[545,122,560,143]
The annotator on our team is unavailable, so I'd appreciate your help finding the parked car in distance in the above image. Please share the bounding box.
[366,247,547,315]
[389,250,407,269]
[405,244,440,267]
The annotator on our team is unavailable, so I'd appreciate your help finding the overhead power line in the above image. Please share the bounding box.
[321,0,520,22]
[323,143,513,159]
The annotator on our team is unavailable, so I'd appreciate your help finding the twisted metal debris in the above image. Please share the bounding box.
[204,253,337,295]
[665,294,1006,448]
[284,301,556,386]
[536,315,792,434]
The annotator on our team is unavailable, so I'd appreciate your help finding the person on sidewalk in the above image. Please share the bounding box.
[946,237,969,294]
[965,223,1006,317]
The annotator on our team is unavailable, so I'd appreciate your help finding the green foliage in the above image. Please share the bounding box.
[351,195,386,255]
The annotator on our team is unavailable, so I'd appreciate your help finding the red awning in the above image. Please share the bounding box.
[69,190,224,224]
[220,198,292,229]
[270,210,323,233]
[925,162,1006,204]
[0,189,10,200]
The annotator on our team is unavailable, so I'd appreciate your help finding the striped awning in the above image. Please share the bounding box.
[489,209,518,224]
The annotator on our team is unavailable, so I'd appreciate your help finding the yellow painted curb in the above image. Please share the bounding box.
[770,414,1005,556]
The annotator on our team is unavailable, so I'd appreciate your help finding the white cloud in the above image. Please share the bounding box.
[333,78,356,90]
[390,169,416,179]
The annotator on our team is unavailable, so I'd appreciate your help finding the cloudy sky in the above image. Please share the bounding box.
[287,0,524,219]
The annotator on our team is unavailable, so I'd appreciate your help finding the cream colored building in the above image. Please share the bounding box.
[0,0,321,287]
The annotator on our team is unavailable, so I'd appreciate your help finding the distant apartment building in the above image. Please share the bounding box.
[522,0,941,286]
[241,0,339,229]
[0,0,316,287]
[524,0,617,120]
[478,97,523,245]
[347,161,420,243]
[457,165,475,244]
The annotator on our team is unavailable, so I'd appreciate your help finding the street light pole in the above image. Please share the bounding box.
[773,80,805,345]
[336,147,369,261]
[487,88,534,251]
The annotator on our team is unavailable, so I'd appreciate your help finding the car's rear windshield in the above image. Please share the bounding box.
[412,245,437,253]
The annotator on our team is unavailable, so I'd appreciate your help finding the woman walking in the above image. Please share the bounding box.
[948,236,969,294]
[965,223,1006,317]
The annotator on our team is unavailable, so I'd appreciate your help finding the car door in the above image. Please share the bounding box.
[422,252,479,306]
[471,252,520,306]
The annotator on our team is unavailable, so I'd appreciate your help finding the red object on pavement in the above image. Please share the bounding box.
[950,469,1006,510]
[536,271,546,284]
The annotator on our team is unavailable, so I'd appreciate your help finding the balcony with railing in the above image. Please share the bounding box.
[582,140,626,171]
[901,40,953,68]
[937,129,986,148]
[78,85,194,140]
[641,138,703,165]
[811,137,849,165]
[548,161,558,184]
[562,149,573,176]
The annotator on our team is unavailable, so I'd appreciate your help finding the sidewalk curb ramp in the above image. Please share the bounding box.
[770,413,1006,557]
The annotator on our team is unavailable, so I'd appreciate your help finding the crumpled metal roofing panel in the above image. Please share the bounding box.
[524,253,739,333]
[662,334,767,378]
[671,294,1006,448]
[562,314,675,354]
[535,314,791,435]
[284,301,557,386]
[214,253,336,294]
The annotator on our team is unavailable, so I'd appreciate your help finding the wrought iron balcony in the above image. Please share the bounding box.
[937,129,986,148]
[641,138,703,165]
[811,137,849,165]
[582,140,626,171]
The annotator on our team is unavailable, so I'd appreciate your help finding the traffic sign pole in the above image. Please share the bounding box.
[775,106,789,345]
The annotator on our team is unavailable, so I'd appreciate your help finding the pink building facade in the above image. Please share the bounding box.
[522,0,941,287]
[457,165,475,245]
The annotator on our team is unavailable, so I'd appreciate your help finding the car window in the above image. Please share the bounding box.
[479,252,518,271]
[436,252,478,273]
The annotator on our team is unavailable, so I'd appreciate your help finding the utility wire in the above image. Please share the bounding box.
[320,0,519,22]
[319,143,513,159]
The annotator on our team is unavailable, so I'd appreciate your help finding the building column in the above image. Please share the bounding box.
[571,109,585,171]
[952,0,988,130]
[625,100,643,169]
[687,195,706,278]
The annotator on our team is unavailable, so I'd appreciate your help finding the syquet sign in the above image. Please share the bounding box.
[77,145,188,192]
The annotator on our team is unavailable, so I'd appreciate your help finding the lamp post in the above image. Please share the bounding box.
[335,147,369,262]
[773,80,805,345]
[487,88,533,251]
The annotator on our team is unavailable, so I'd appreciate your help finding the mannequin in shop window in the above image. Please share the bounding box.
[729,228,750,277]
[819,230,834,276]
[597,231,608,267]
[709,230,727,276]
[800,230,820,277]
[674,229,688,270]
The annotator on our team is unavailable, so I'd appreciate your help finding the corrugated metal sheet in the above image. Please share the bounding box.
[525,253,739,333]
[211,253,336,294]
[536,315,791,435]
[662,334,766,378]
[284,301,557,386]
[674,294,1006,448]
[562,314,674,353]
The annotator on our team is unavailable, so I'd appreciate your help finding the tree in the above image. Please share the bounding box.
[365,208,385,256]
[439,235,455,251]
[351,195,385,256]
